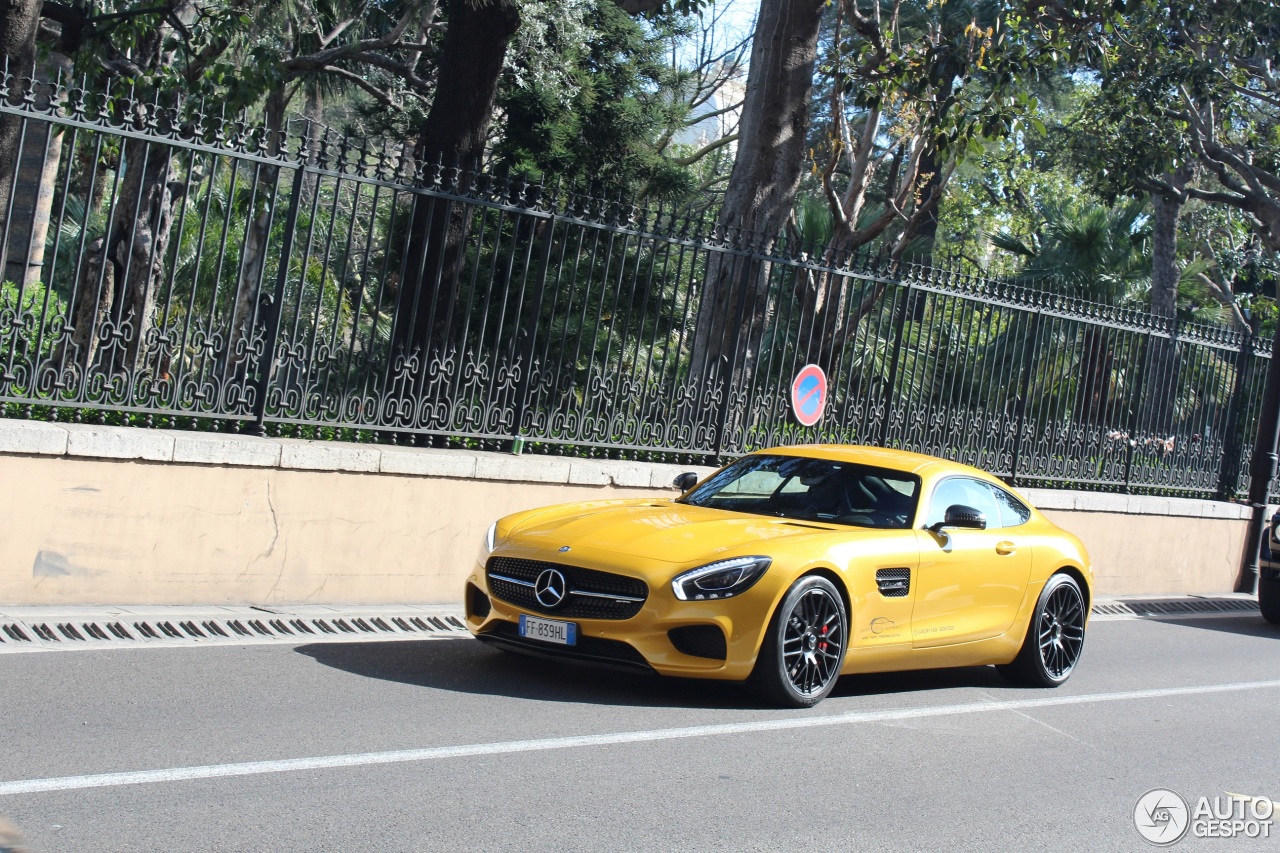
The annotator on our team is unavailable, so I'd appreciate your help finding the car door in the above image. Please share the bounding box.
[911,477,1033,648]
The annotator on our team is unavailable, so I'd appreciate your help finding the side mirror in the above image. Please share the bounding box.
[928,504,987,533]
[674,472,699,492]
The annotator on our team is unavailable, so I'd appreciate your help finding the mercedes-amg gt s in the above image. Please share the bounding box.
[465,445,1092,707]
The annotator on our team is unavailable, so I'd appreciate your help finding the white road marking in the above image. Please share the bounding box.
[3,678,1279,796]
[977,688,1095,748]
[1225,792,1280,810]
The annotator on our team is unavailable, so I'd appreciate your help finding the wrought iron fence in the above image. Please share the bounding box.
[0,71,1271,499]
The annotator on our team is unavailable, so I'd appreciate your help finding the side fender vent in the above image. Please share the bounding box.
[876,568,911,598]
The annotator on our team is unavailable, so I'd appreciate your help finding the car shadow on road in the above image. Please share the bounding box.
[296,639,746,708]
[830,665,1009,699]
[296,638,1013,709]
[1143,614,1280,640]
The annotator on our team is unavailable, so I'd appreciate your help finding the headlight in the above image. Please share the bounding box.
[671,556,771,601]
[483,522,497,554]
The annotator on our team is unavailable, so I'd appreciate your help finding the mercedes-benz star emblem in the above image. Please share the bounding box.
[558,546,571,552]
[534,568,568,608]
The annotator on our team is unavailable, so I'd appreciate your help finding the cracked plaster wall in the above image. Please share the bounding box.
[0,442,1254,605]
[1,454,658,605]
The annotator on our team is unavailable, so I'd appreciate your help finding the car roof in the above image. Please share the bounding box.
[753,444,992,479]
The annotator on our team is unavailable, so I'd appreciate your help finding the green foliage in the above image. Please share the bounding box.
[1077,1,1280,184]
[0,279,69,362]
[1054,0,1280,310]
[859,1,1068,153]
[991,197,1150,303]
[935,78,1098,273]
[493,2,700,201]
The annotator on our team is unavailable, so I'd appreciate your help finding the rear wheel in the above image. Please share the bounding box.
[997,573,1087,687]
[750,575,847,708]
[1260,573,1280,624]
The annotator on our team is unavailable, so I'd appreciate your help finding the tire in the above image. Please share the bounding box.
[750,575,848,708]
[1261,573,1280,625]
[996,573,1087,687]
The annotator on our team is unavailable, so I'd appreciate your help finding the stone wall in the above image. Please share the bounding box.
[0,420,1254,604]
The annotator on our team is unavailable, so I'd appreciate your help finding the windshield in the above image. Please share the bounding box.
[678,454,920,529]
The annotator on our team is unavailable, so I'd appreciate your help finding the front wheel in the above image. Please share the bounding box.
[997,573,1087,687]
[1260,573,1280,624]
[750,575,847,708]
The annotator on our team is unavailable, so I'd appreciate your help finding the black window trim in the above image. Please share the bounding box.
[989,482,1032,528]
[924,475,1031,530]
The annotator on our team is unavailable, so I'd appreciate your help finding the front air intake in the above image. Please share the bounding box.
[467,583,492,619]
[668,625,727,660]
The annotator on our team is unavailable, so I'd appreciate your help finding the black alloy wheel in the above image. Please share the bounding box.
[752,575,847,708]
[997,572,1087,687]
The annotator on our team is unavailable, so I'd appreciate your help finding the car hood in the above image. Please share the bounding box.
[506,500,843,564]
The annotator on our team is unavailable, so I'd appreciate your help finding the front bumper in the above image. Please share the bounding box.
[475,620,656,673]
[464,551,787,681]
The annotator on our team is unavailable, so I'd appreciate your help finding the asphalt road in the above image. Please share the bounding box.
[1,615,1278,852]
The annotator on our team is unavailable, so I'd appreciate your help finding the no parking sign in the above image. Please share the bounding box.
[790,364,827,427]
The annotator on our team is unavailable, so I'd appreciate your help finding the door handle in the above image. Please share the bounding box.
[995,541,1016,556]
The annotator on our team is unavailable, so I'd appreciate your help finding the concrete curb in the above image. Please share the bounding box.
[0,604,470,655]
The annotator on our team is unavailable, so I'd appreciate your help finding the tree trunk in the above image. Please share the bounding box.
[301,79,323,203]
[229,88,288,373]
[1075,324,1113,426]
[3,110,64,289]
[907,143,944,258]
[69,135,175,374]
[62,13,188,380]
[0,0,42,279]
[795,272,893,376]
[688,0,825,385]
[794,267,846,373]
[393,0,521,360]
[2,52,71,291]
[791,69,954,378]
[1149,168,1189,319]
[1141,165,1191,433]
[901,68,958,261]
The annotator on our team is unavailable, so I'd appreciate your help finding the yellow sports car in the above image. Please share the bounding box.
[465,445,1092,707]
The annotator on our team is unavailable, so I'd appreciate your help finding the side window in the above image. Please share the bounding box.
[925,478,1001,528]
[989,485,1032,528]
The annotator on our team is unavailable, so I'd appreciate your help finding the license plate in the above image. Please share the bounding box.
[519,614,577,646]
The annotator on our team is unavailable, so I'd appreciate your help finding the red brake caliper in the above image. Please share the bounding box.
[819,624,828,651]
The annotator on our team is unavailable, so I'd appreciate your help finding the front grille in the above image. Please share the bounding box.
[486,557,648,620]
[480,620,653,671]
